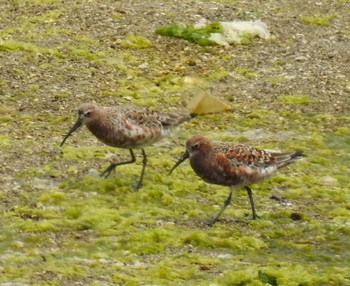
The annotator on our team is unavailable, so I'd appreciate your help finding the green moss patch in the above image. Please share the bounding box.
[156,22,223,46]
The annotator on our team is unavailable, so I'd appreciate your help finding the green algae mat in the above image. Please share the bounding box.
[1,0,350,285]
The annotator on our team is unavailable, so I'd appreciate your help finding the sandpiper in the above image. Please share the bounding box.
[170,135,304,225]
[60,103,194,190]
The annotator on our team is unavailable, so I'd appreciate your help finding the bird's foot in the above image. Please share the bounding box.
[252,213,261,220]
[133,181,142,191]
[101,164,117,178]
[207,218,219,227]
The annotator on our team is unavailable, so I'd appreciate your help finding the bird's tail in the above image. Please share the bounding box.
[161,113,193,127]
[274,150,305,168]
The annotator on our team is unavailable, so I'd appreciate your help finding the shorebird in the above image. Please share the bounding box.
[60,103,194,190]
[169,135,304,225]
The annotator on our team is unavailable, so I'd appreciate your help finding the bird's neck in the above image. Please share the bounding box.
[85,118,109,140]
[190,152,210,172]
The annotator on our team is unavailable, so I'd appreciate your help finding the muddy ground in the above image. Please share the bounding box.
[1,0,350,285]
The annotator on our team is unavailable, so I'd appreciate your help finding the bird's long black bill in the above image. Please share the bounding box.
[169,150,190,174]
[60,119,83,147]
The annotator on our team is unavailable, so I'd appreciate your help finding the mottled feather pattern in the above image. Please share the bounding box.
[76,104,192,148]
[213,143,276,168]
[191,152,242,186]
[170,135,304,222]
[201,143,281,186]
[61,102,194,190]
[115,105,191,128]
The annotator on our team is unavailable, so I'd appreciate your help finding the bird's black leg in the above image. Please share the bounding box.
[245,186,259,219]
[209,188,234,226]
[134,148,147,191]
[101,149,136,178]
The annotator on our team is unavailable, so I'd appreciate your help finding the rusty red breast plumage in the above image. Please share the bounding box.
[60,102,194,190]
[170,135,304,225]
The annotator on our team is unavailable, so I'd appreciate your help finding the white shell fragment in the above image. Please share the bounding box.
[207,19,271,46]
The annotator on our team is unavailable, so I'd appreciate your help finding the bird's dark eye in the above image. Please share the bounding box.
[192,143,200,150]
[85,111,92,117]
